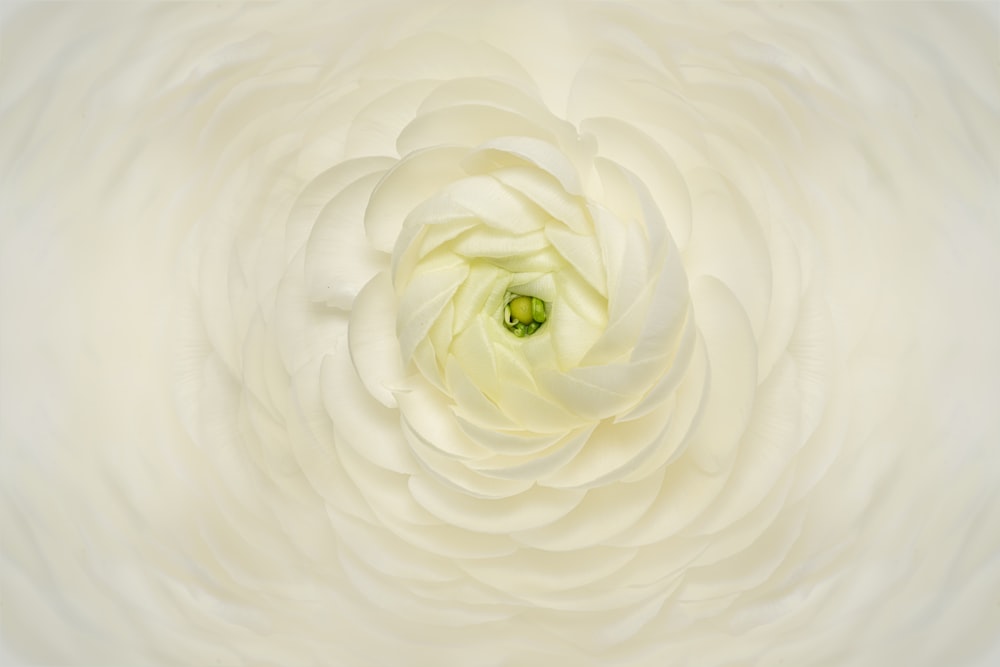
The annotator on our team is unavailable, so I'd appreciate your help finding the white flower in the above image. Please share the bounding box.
[1,2,998,666]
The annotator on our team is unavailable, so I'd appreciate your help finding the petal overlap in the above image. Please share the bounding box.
[3,2,997,666]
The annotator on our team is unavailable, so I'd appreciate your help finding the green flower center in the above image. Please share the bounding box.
[503,294,548,337]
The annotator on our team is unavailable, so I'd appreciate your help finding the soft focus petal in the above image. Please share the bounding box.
[2,2,998,667]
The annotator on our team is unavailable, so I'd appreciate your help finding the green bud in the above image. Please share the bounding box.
[502,293,549,337]
[531,297,547,323]
[509,296,534,324]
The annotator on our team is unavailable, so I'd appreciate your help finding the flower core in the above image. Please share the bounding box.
[503,294,548,337]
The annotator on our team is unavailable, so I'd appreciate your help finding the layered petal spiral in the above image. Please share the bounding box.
[2,2,998,667]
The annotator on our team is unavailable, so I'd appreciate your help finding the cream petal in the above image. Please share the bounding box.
[682,168,773,341]
[397,382,493,461]
[332,543,514,627]
[389,199,478,284]
[457,545,638,603]
[513,471,665,551]
[273,251,350,375]
[331,429,438,529]
[403,434,535,500]
[783,283,834,440]
[396,103,556,155]
[286,366,377,523]
[581,116,692,247]
[464,426,595,481]
[455,416,568,456]
[495,377,591,433]
[676,502,805,602]
[444,357,520,432]
[583,275,660,366]
[330,511,463,584]
[684,276,759,474]
[615,311,696,423]
[786,369,849,505]
[408,477,586,533]
[588,158,645,239]
[343,80,437,159]
[507,272,558,304]
[423,306,454,386]
[364,146,469,253]
[435,175,549,235]
[546,285,607,369]
[493,341,541,393]
[689,357,806,535]
[529,591,674,648]
[411,213,481,262]
[320,348,418,476]
[627,243,690,364]
[396,261,468,364]
[356,31,535,91]
[414,76,545,118]
[463,136,583,196]
[618,335,711,481]
[284,155,396,261]
[347,271,406,408]
[448,315,502,400]
[686,469,795,567]
[448,262,509,338]
[411,337,448,395]
[755,214,805,381]
[304,170,389,309]
[372,515,518,561]
[238,313,289,429]
[538,400,674,490]
[536,363,656,421]
[494,166,593,236]
[610,460,728,547]
[544,224,608,297]
[449,227,551,260]
[591,204,652,327]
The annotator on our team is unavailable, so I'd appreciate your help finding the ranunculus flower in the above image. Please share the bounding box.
[2,2,998,666]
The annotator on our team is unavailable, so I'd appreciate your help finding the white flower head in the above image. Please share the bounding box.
[1,2,998,666]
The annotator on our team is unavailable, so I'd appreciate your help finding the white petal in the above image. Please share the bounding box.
[684,276,758,474]
[397,260,468,364]
[397,381,493,462]
[463,136,583,195]
[545,224,608,297]
[538,400,674,490]
[465,426,594,481]
[347,271,405,408]
[321,348,418,476]
[682,168,773,340]
[397,103,556,155]
[304,170,389,309]
[494,165,594,235]
[581,115,692,250]
[408,476,586,533]
[285,156,396,260]
[513,471,665,551]
[365,146,469,252]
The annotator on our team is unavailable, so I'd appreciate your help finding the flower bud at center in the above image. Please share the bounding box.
[503,294,548,337]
